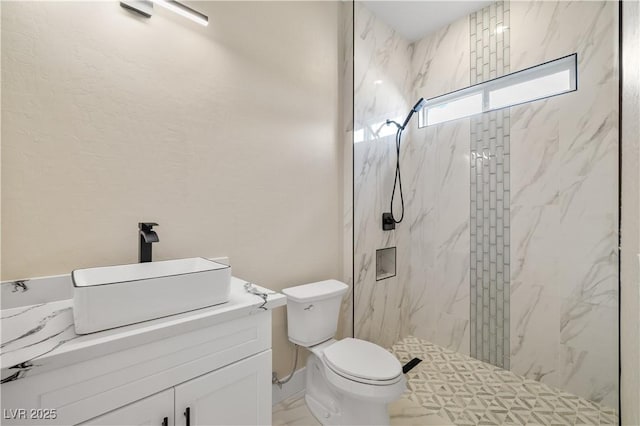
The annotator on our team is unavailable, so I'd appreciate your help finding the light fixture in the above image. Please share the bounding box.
[153,0,208,26]
[120,0,208,27]
[120,0,153,18]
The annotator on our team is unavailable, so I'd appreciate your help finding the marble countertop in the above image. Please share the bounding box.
[0,277,285,383]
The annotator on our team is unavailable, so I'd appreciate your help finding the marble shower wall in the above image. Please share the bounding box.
[353,0,618,409]
[405,16,472,355]
[353,0,472,356]
[508,1,619,407]
[353,3,414,348]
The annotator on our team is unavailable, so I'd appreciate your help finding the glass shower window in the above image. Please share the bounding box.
[427,92,483,126]
[489,69,573,109]
[418,53,577,127]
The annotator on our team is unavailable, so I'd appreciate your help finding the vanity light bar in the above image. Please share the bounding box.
[120,0,154,18]
[120,0,208,27]
[153,0,209,26]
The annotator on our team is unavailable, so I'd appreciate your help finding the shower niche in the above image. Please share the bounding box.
[375,247,396,281]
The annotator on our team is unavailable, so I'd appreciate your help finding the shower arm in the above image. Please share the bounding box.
[386,98,427,131]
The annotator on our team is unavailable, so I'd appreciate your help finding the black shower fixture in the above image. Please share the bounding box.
[382,98,426,231]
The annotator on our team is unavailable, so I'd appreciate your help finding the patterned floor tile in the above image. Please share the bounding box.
[389,336,618,426]
[272,391,450,426]
[273,336,618,426]
[598,410,618,426]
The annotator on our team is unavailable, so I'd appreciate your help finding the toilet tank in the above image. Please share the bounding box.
[282,280,348,347]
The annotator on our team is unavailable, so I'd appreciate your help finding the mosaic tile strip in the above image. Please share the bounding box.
[391,336,619,425]
[469,1,511,369]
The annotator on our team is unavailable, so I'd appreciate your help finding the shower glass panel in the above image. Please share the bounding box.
[352,0,619,417]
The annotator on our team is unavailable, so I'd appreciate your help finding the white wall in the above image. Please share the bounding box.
[621,0,640,423]
[0,1,344,376]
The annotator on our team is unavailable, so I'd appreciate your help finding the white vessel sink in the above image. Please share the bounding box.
[72,257,231,334]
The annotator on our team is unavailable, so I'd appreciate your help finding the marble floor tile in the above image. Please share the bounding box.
[272,391,450,426]
[273,393,320,426]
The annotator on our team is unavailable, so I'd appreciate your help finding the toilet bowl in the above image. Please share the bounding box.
[282,280,406,425]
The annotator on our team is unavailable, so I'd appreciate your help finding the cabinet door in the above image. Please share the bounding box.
[175,350,271,426]
[80,388,174,426]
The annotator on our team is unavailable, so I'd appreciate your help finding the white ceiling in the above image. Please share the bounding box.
[361,1,493,42]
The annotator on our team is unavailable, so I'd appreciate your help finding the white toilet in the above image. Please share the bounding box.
[282,280,406,426]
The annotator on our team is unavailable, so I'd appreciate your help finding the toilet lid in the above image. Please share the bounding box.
[323,338,402,382]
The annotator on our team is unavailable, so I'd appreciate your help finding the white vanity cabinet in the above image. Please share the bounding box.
[80,389,174,426]
[174,351,271,426]
[1,279,284,426]
[82,351,271,426]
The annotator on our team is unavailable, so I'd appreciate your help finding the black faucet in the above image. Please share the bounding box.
[138,222,159,263]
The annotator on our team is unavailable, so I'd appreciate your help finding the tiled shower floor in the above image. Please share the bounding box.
[272,336,618,426]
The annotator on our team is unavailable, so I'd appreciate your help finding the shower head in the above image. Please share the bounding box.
[400,97,426,130]
[384,98,427,131]
[412,97,427,112]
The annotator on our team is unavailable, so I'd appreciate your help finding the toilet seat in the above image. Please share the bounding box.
[322,338,402,385]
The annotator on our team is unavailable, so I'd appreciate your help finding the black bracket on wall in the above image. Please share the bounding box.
[382,212,395,231]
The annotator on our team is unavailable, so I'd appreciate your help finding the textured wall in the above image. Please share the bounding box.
[1,1,344,377]
[353,0,619,408]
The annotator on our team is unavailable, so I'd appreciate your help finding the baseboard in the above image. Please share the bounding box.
[272,367,306,406]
